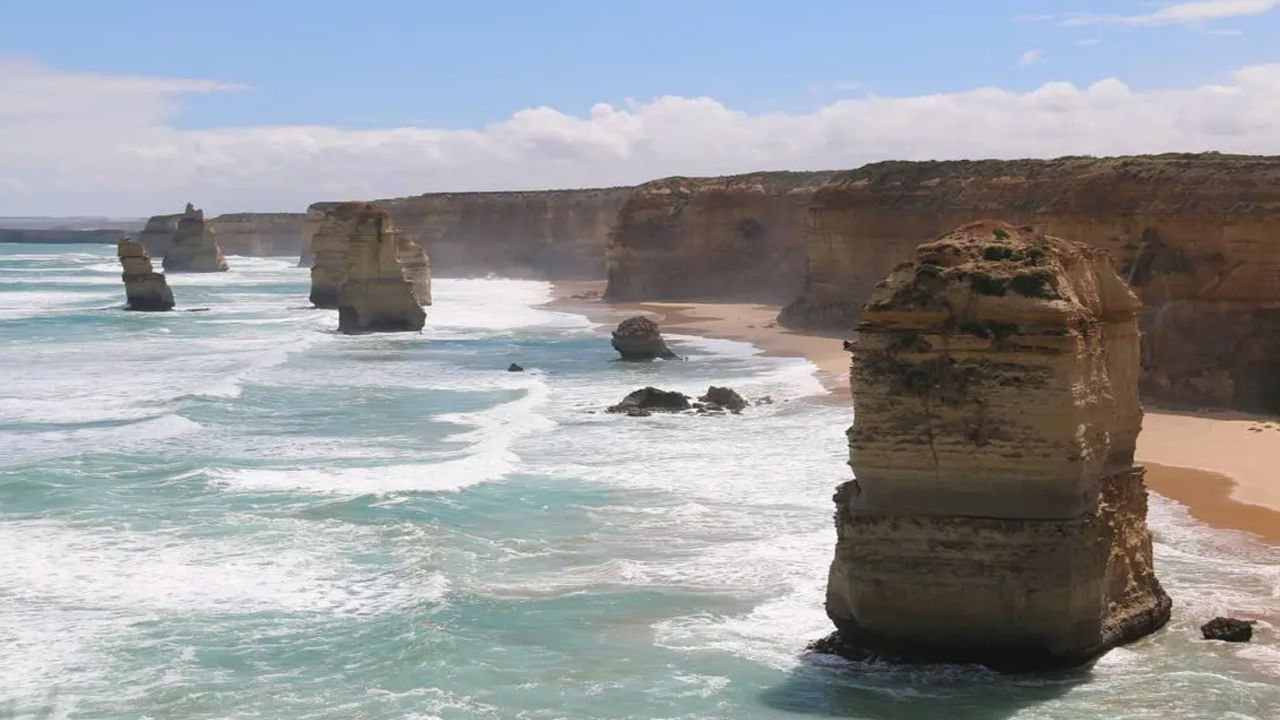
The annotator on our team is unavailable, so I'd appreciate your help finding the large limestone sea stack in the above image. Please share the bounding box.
[162,204,229,273]
[822,220,1170,669]
[117,239,174,311]
[307,202,428,333]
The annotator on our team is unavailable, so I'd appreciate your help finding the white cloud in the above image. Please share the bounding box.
[1061,0,1278,26]
[3,58,1280,215]
[1019,49,1043,66]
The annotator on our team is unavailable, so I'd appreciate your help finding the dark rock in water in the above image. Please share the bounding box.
[754,395,775,405]
[698,386,747,413]
[1201,617,1254,642]
[607,387,690,414]
[626,408,651,417]
[508,363,524,372]
[611,315,678,361]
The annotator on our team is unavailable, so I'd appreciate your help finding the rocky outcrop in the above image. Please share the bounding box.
[605,172,835,302]
[117,239,174,311]
[1201,617,1254,642]
[611,316,678,360]
[698,386,746,413]
[777,154,1280,412]
[607,387,692,416]
[209,213,306,256]
[302,189,630,277]
[162,204,228,273]
[310,202,430,311]
[822,221,1170,670]
[325,202,427,333]
[137,212,183,256]
[298,201,344,267]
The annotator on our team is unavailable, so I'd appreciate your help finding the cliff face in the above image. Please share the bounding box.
[301,189,630,278]
[163,205,229,273]
[779,154,1280,412]
[117,239,174,311]
[137,212,182,257]
[605,172,835,302]
[209,213,305,256]
[310,202,430,312]
[331,202,428,333]
[824,221,1169,669]
[0,229,123,244]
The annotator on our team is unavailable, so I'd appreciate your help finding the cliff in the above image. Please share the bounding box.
[332,202,428,333]
[163,205,229,273]
[209,213,306,256]
[823,221,1169,669]
[0,228,123,244]
[117,239,174,311]
[775,154,1280,412]
[137,212,182,256]
[301,188,631,278]
[604,171,835,302]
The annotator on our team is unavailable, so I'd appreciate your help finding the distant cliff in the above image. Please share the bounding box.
[604,171,835,302]
[776,154,1280,412]
[301,189,631,278]
[0,228,122,244]
[210,213,306,256]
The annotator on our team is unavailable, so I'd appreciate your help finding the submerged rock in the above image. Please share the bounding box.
[607,387,691,414]
[822,220,1170,670]
[162,203,229,273]
[508,363,525,372]
[1201,617,1254,642]
[611,316,678,360]
[117,239,175,311]
[698,386,747,413]
[331,202,428,333]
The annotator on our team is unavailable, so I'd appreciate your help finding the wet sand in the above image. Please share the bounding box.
[549,282,1280,544]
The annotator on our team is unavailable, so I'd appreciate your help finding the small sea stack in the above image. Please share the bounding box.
[820,220,1170,670]
[162,203,229,273]
[611,315,677,360]
[117,239,175,311]
[326,202,427,333]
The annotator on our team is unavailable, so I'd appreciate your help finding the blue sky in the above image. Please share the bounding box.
[3,0,1277,129]
[1,1,1279,214]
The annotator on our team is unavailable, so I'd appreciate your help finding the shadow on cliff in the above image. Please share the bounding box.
[758,655,1089,719]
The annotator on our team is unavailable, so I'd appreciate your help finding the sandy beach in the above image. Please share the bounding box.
[551,282,1280,545]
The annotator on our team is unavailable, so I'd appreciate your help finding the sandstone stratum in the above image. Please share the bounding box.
[117,239,174,311]
[209,212,306,256]
[162,204,229,273]
[821,221,1170,669]
[300,188,630,278]
[137,211,183,257]
[605,172,834,303]
[308,202,427,333]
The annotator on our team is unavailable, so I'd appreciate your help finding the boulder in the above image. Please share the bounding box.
[611,315,678,360]
[332,202,427,333]
[607,387,691,414]
[698,386,747,413]
[117,239,174,311]
[821,221,1170,670]
[162,204,229,272]
[1201,617,1254,642]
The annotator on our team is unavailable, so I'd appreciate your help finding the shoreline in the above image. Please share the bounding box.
[546,280,1280,545]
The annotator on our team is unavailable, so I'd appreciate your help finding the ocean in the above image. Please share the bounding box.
[0,244,1276,720]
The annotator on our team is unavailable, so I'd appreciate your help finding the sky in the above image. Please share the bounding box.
[1,0,1279,215]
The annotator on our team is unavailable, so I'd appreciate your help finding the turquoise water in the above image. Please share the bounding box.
[0,244,1276,720]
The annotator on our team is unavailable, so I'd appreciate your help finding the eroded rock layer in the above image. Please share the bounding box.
[137,212,182,257]
[333,203,427,333]
[605,172,835,302]
[824,221,1169,669]
[117,239,174,311]
[302,189,630,277]
[209,213,306,256]
[777,154,1280,411]
[162,205,229,273]
[309,202,431,310]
